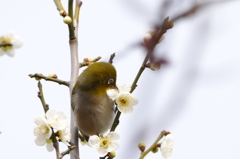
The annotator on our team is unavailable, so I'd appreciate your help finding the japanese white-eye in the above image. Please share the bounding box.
[71,62,118,138]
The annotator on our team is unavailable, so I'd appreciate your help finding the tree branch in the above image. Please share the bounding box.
[68,0,75,39]
[29,74,69,86]
[60,145,76,159]
[37,81,49,113]
[68,1,81,158]
[110,17,173,132]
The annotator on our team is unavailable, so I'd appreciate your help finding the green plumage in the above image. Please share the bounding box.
[72,62,117,137]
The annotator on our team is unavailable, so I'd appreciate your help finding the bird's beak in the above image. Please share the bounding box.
[112,85,119,93]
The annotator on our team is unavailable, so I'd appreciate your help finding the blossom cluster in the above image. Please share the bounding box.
[34,109,71,151]
[0,31,22,57]
[107,84,138,114]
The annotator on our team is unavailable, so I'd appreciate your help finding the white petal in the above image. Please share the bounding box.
[108,142,119,152]
[118,84,131,93]
[160,140,173,158]
[116,93,138,107]
[96,147,108,157]
[35,138,46,146]
[107,132,120,141]
[89,135,100,147]
[34,115,46,125]
[12,36,23,48]
[0,49,4,56]
[33,118,52,143]
[118,105,133,114]
[128,96,138,106]
[107,89,119,99]
[107,84,132,100]
[35,127,52,140]
[5,49,15,57]
[46,109,68,130]
[33,127,39,136]
[165,134,174,144]
[46,109,55,119]
[58,129,71,146]
[46,142,54,152]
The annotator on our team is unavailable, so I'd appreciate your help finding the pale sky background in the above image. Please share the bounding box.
[0,0,240,159]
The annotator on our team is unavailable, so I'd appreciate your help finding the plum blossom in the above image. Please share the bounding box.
[34,109,71,151]
[160,134,174,158]
[34,115,52,146]
[0,31,22,57]
[46,109,68,130]
[107,84,138,114]
[89,132,120,157]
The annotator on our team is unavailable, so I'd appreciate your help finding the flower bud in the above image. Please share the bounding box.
[143,33,152,45]
[83,57,92,62]
[59,10,66,17]
[151,146,159,153]
[143,29,165,45]
[138,142,146,152]
[48,73,58,79]
[34,73,43,81]
[63,16,72,24]
[108,152,116,158]
[150,61,161,71]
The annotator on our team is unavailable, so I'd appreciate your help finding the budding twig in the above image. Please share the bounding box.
[139,130,168,159]
[110,17,173,132]
[29,73,69,86]
[37,81,49,113]
[53,0,66,13]
[74,0,82,23]
[79,56,102,68]
[60,145,76,159]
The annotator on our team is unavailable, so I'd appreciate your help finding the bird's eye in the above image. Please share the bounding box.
[108,78,114,85]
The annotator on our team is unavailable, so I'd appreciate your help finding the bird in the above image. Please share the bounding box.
[71,62,118,138]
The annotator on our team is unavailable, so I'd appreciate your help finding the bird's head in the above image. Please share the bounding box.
[75,62,118,95]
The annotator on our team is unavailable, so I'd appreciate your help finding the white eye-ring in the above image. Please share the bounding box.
[108,78,114,85]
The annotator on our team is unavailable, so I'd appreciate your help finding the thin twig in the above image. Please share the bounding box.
[110,110,121,132]
[139,131,168,159]
[171,0,232,23]
[53,0,66,13]
[37,81,49,113]
[60,145,76,159]
[29,74,69,86]
[74,0,82,39]
[108,53,116,64]
[79,56,101,68]
[51,128,61,159]
[74,1,82,23]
